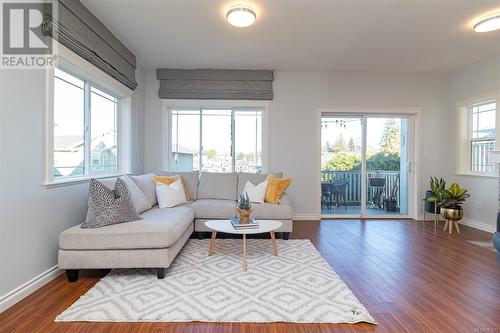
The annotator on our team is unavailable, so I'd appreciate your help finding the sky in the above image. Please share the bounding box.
[54,68,116,141]
[321,117,404,153]
[171,109,262,156]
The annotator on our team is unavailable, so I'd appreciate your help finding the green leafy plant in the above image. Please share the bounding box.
[426,177,446,203]
[238,193,251,211]
[439,183,470,209]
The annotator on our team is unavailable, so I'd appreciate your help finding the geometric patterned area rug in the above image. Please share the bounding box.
[56,239,376,324]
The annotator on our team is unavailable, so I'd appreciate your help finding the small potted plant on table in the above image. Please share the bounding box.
[439,183,470,234]
[237,193,252,224]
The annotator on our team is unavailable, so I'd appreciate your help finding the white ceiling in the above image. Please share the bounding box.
[82,0,500,73]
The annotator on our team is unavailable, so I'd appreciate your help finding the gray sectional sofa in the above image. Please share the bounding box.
[58,171,293,281]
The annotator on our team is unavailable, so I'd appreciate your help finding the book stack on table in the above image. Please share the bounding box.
[231,217,259,230]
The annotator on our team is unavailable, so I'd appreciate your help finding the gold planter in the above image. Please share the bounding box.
[440,207,463,235]
[237,208,252,224]
[440,207,463,221]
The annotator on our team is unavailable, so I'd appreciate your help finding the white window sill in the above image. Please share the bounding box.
[44,173,125,189]
[455,172,497,179]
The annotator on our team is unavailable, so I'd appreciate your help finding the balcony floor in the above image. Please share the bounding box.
[321,205,402,216]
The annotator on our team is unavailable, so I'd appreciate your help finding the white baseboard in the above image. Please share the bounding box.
[459,218,496,233]
[0,265,63,313]
[293,214,320,220]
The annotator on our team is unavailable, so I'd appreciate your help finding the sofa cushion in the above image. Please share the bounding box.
[250,202,293,220]
[130,173,157,206]
[59,207,194,250]
[237,172,283,195]
[157,171,199,200]
[189,199,236,219]
[198,172,237,200]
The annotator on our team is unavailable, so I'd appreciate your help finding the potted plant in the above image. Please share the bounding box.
[438,182,470,222]
[425,177,446,214]
[237,193,252,224]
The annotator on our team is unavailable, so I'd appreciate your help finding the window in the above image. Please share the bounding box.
[53,68,118,179]
[470,101,496,173]
[170,108,263,173]
[457,97,497,175]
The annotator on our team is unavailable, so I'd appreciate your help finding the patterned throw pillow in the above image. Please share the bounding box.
[81,178,142,229]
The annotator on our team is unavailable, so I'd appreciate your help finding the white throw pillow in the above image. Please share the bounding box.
[242,180,268,204]
[156,179,188,208]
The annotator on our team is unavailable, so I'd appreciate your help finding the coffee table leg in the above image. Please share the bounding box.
[270,231,278,256]
[243,234,247,272]
[208,231,217,256]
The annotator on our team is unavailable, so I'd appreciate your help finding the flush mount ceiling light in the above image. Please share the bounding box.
[474,14,500,32]
[226,5,256,27]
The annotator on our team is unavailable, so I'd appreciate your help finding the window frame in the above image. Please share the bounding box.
[45,43,133,187]
[456,93,499,177]
[162,100,270,173]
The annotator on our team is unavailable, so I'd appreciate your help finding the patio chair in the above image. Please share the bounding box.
[331,178,349,210]
[368,177,386,208]
[321,182,333,210]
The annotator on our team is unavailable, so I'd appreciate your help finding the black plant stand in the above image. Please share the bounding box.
[421,199,444,228]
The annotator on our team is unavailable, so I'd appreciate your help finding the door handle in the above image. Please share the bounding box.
[407,161,412,173]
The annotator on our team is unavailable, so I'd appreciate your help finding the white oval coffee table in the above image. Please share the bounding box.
[204,220,282,272]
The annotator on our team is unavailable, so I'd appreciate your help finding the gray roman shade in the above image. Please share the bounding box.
[157,69,274,100]
[42,0,137,90]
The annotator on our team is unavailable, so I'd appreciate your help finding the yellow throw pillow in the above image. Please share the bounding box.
[265,175,292,204]
[154,175,190,201]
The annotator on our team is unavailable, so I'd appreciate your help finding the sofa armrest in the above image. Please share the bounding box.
[279,193,291,205]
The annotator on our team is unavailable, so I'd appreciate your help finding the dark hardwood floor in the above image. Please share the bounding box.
[1,219,499,333]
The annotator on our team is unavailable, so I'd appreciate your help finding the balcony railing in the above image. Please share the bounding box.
[321,170,400,205]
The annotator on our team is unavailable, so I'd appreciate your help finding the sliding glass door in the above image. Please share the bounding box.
[321,114,412,217]
[321,117,363,215]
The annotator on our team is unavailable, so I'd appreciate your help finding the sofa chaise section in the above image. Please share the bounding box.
[58,206,194,281]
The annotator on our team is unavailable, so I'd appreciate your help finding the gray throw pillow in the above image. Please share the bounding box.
[81,178,142,229]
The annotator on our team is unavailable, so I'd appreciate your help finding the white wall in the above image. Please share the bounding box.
[131,65,146,174]
[0,64,146,299]
[447,54,500,232]
[143,70,450,218]
[144,69,163,173]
